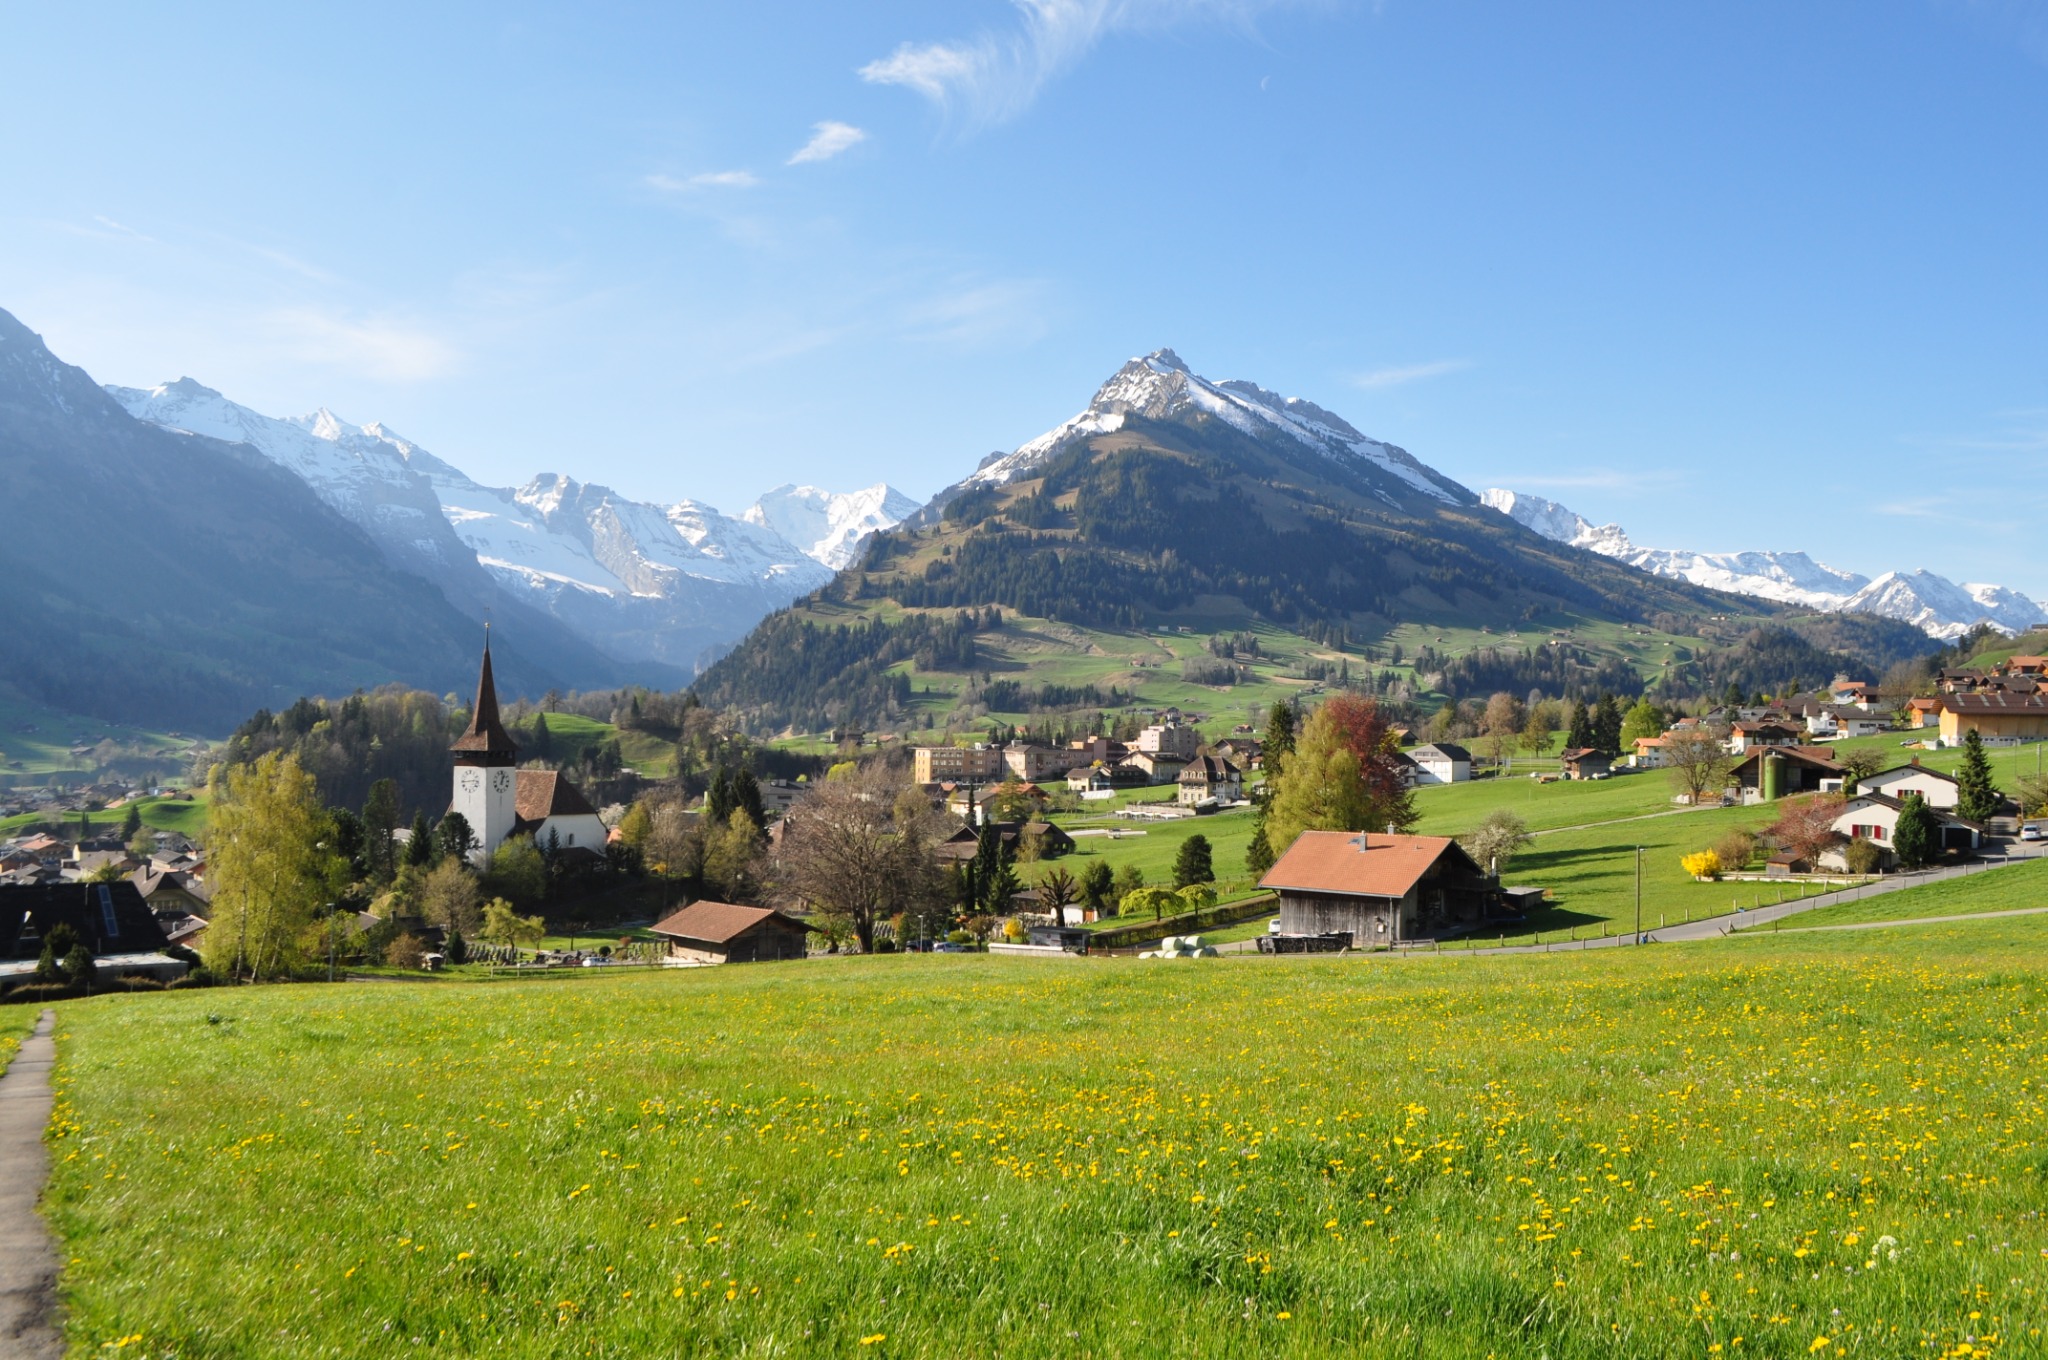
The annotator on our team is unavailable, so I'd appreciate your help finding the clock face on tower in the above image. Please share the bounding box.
[492,770,513,794]
[459,770,481,793]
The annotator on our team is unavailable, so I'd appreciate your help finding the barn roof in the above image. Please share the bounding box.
[650,900,810,945]
[1258,831,1472,901]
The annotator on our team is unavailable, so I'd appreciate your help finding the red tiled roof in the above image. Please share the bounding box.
[1258,831,1466,901]
[650,900,809,944]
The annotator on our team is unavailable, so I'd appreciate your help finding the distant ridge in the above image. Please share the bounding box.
[1482,488,2043,640]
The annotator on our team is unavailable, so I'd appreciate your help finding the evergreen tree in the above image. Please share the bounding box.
[444,928,469,965]
[1591,693,1623,754]
[1891,792,1939,870]
[1264,700,1296,775]
[1079,859,1115,912]
[404,811,435,868]
[1564,699,1593,751]
[971,822,1008,912]
[435,811,475,864]
[362,778,402,883]
[120,803,143,841]
[1954,728,2001,823]
[1173,834,1214,888]
[1245,820,1275,877]
[984,857,1021,915]
[530,712,553,759]
[730,768,767,829]
[705,767,734,824]
[63,941,97,990]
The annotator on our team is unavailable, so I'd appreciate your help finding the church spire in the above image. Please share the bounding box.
[450,631,519,761]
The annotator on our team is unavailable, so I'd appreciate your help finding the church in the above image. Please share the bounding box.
[449,641,606,863]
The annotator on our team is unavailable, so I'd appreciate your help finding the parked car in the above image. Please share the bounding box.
[2021,824,2044,842]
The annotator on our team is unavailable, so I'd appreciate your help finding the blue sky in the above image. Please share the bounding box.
[4,1,2045,594]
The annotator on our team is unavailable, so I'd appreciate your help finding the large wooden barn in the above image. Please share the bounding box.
[1258,831,1502,946]
[649,901,813,964]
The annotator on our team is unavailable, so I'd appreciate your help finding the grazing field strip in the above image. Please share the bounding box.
[41,923,2048,1358]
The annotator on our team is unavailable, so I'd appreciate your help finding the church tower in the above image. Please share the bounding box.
[450,634,520,861]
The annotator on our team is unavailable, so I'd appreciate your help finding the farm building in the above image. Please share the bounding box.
[1937,693,2048,746]
[1729,747,1842,803]
[1258,831,1502,945]
[1559,748,1613,780]
[1409,743,1472,785]
[649,901,813,964]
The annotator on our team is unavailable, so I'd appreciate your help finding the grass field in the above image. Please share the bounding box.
[44,921,2048,1357]
[0,794,210,841]
[0,1007,32,1075]
[1736,856,2048,932]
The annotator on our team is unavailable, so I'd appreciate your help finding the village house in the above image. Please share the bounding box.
[1408,742,1472,786]
[934,820,1075,862]
[1828,679,1885,711]
[1726,721,1800,754]
[1559,748,1613,780]
[1002,744,1071,782]
[1821,793,1982,871]
[1259,831,1502,945]
[129,865,210,917]
[1903,697,1943,729]
[1936,692,2048,747]
[649,900,812,965]
[1856,759,1961,811]
[0,880,190,993]
[1630,735,1668,769]
[1176,754,1243,806]
[1127,748,1190,783]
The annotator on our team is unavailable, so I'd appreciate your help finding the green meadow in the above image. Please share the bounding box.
[43,920,2048,1358]
[1737,855,2048,932]
[0,794,210,840]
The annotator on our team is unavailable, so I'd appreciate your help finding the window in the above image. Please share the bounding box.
[98,885,119,938]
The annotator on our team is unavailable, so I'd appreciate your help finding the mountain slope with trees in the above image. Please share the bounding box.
[696,351,1934,735]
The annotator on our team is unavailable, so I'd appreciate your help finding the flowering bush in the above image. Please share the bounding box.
[1680,849,1723,881]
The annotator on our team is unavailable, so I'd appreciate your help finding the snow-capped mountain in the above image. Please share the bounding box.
[107,378,905,672]
[745,483,921,570]
[961,348,1470,506]
[1481,488,2047,640]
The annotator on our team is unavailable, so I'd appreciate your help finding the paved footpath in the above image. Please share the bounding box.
[0,1009,61,1360]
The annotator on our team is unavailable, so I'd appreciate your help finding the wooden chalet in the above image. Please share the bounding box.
[1258,831,1504,946]
[649,901,812,964]
[1559,748,1613,780]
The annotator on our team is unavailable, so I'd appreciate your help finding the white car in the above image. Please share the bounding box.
[2022,824,2045,843]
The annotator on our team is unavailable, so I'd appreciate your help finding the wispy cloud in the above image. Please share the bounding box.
[860,0,1303,128]
[644,170,761,191]
[1351,358,1470,390]
[899,277,1050,349]
[262,307,459,382]
[787,121,868,165]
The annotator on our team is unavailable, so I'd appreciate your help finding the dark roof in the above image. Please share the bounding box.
[1177,754,1242,782]
[1411,743,1472,762]
[0,881,164,960]
[650,900,811,945]
[450,643,520,759]
[1560,748,1612,762]
[515,770,598,823]
[1941,693,2048,714]
[1259,831,1477,901]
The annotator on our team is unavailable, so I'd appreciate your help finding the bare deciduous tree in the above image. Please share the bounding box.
[1664,728,1734,806]
[780,766,948,954]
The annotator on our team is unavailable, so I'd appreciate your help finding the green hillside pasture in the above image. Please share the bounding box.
[44,923,2048,1358]
[1461,802,1804,947]
[1407,769,1684,838]
[0,692,196,781]
[1055,805,1262,902]
[0,794,209,840]
[1737,855,2048,932]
